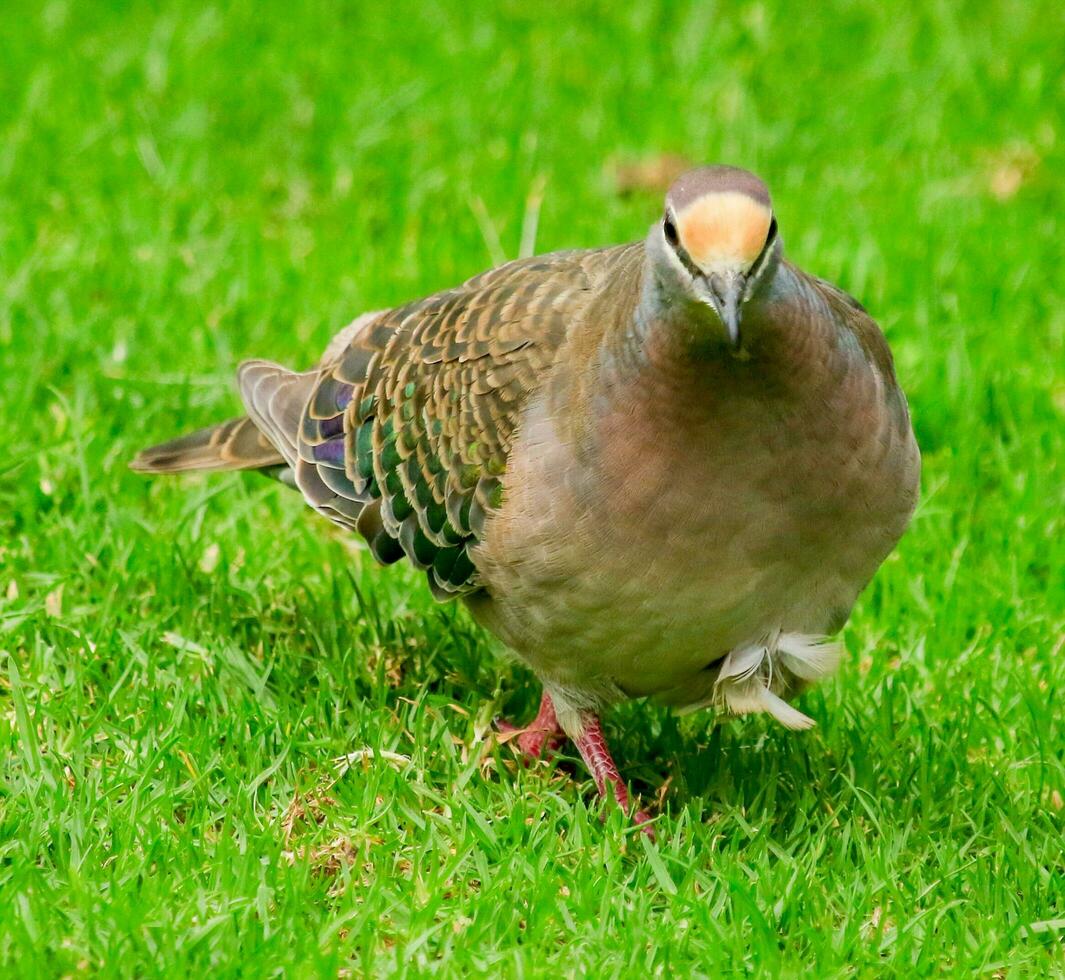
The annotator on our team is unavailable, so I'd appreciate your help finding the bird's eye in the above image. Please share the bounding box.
[663,213,679,247]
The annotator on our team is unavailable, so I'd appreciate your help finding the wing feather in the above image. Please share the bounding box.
[292,245,636,598]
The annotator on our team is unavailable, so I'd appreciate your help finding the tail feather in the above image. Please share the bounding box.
[130,416,283,473]
[131,360,320,477]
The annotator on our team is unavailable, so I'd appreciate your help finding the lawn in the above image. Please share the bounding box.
[1,0,1063,975]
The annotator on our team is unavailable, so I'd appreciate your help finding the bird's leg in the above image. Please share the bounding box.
[498,695,654,836]
[496,691,566,760]
[571,713,654,835]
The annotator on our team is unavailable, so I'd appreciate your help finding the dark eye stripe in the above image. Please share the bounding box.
[663,213,679,246]
[747,216,778,278]
[663,211,703,278]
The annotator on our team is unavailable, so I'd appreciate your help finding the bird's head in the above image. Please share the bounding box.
[646,165,781,351]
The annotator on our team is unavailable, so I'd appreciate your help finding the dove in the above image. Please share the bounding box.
[133,165,920,831]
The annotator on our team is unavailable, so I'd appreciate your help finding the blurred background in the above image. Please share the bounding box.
[1,0,1062,974]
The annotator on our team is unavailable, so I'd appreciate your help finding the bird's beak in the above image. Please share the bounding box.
[700,270,746,350]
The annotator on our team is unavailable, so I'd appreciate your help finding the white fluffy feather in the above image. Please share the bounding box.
[711,631,843,729]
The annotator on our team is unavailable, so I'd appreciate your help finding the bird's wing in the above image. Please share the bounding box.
[807,274,897,381]
[805,271,913,433]
[295,244,640,599]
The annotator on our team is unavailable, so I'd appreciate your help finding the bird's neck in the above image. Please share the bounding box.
[548,259,862,465]
[598,261,838,413]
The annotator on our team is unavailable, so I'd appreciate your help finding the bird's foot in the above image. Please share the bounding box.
[496,691,566,761]
[497,693,654,837]
[572,713,655,839]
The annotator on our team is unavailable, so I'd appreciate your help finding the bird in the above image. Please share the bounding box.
[132,165,920,832]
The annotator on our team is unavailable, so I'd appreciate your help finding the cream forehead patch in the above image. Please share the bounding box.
[676,191,772,269]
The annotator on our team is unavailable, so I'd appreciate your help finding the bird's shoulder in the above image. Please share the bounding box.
[798,266,900,387]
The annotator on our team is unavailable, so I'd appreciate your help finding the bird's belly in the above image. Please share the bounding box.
[470,375,919,703]
[471,467,907,702]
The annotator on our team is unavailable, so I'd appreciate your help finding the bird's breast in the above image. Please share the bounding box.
[470,351,919,701]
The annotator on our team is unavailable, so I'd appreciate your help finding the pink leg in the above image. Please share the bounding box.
[496,691,566,760]
[571,713,654,837]
[498,694,654,836]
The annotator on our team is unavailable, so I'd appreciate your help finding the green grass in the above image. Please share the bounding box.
[1,0,1063,974]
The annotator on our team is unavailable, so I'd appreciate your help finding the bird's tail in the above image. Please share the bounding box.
[130,359,320,478]
[130,416,284,474]
[130,312,383,478]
